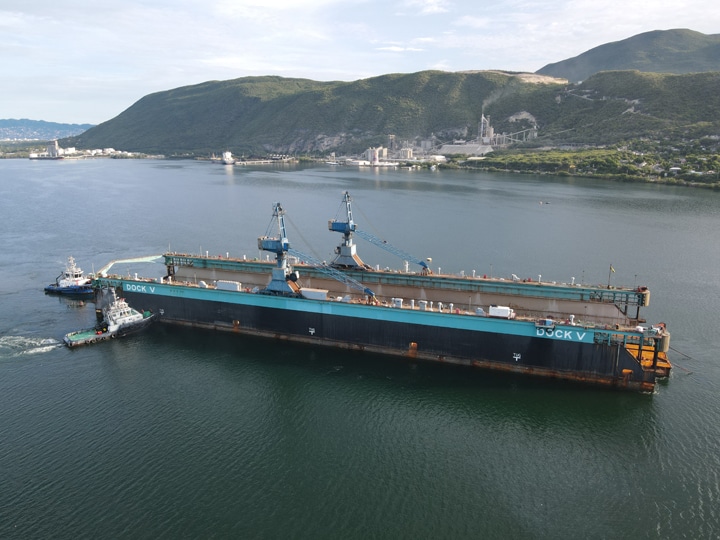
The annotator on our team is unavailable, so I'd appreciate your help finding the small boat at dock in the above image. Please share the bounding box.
[222,151,235,165]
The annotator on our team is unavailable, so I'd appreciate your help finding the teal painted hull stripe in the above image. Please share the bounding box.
[100,279,620,345]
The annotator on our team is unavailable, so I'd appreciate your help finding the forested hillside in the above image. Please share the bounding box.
[66,69,720,156]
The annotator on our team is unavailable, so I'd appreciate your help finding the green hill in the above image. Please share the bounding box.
[67,71,552,155]
[66,69,720,156]
[488,70,720,145]
[536,29,720,82]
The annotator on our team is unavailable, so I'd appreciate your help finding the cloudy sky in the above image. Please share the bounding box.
[2,0,717,124]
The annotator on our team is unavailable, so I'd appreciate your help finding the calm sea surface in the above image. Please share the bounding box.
[1,159,719,539]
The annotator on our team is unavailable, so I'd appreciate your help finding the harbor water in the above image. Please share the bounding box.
[1,158,719,538]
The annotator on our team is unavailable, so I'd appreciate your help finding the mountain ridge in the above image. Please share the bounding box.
[536,29,720,82]
[6,29,719,154]
[0,119,94,141]
[65,68,720,155]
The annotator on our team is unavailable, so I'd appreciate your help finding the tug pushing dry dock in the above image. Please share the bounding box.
[94,192,671,392]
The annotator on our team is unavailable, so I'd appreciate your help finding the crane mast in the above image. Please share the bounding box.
[257,202,299,295]
[258,202,290,261]
[328,191,370,269]
[328,191,432,274]
[259,201,375,299]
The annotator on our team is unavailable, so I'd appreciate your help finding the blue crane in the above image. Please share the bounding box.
[258,202,376,298]
[327,191,371,270]
[258,202,290,259]
[328,191,432,274]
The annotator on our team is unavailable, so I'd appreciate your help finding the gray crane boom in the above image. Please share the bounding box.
[353,228,431,274]
[287,248,375,298]
[328,191,432,274]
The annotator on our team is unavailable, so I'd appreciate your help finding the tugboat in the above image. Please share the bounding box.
[45,256,93,296]
[63,288,155,347]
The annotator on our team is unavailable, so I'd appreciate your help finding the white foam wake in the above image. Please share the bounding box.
[0,335,63,358]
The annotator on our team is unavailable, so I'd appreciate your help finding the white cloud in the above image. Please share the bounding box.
[453,15,491,29]
[376,46,425,52]
[403,0,452,15]
[1,0,719,123]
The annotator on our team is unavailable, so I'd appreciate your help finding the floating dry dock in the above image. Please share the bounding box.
[162,254,648,327]
[93,198,671,392]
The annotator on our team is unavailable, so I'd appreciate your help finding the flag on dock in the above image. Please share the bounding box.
[610,264,615,273]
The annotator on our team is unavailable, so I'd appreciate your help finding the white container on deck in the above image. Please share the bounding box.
[300,288,329,300]
[488,305,515,319]
[216,280,242,291]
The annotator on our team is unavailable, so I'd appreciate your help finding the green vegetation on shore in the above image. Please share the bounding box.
[0,141,55,158]
[443,140,720,188]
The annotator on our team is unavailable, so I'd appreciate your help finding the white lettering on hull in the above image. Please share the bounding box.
[536,328,587,341]
[124,283,156,293]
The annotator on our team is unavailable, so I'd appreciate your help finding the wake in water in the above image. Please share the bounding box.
[0,335,63,359]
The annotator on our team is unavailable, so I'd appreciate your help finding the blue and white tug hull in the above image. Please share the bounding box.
[45,283,94,296]
[45,256,94,297]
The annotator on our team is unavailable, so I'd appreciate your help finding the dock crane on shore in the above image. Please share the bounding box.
[328,191,433,275]
[258,202,376,299]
